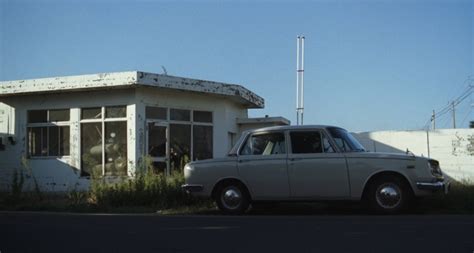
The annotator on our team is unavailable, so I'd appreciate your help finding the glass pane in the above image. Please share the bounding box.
[193,125,213,161]
[290,131,322,154]
[170,124,191,172]
[81,108,102,120]
[105,121,127,176]
[60,126,70,156]
[240,133,286,155]
[28,127,46,156]
[146,107,167,120]
[28,110,47,123]
[152,162,167,174]
[193,111,212,123]
[48,126,59,156]
[49,109,70,122]
[106,106,126,118]
[322,133,335,153]
[170,109,190,121]
[81,123,102,177]
[148,123,166,157]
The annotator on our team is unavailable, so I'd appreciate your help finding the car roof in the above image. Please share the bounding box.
[246,125,343,134]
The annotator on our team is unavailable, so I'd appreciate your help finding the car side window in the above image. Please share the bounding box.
[322,133,335,153]
[240,132,286,155]
[332,137,350,152]
[290,131,323,154]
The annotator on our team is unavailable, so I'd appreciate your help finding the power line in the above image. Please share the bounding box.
[427,77,473,129]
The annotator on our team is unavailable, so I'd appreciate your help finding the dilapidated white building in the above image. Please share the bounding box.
[0,71,288,191]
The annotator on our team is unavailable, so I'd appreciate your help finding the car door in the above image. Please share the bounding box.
[237,131,290,200]
[288,129,350,199]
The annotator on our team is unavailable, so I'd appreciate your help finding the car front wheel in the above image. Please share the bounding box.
[215,184,250,215]
[366,175,413,214]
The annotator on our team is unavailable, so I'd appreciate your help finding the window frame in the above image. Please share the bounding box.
[288,129,338,154]
[80,106,128,177]
[238,131,287,156]
[27,109,71,159]
[144,106,214,174]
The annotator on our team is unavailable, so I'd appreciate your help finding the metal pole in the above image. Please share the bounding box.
[301,36,305,125]
[431,110,435,130]
[452,101,456,129]
[296,36,300,125]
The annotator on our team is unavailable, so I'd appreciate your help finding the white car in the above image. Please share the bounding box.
[182,125,449,214]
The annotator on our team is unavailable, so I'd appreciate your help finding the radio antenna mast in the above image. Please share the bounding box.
[296,35,305,125]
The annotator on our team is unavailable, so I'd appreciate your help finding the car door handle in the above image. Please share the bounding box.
[290,158,302,162]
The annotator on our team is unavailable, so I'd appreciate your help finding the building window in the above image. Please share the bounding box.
[146,106,167,120]
[170,124,191,172]
[170,109,190,121]
[146,107,213,173]
[193,125,213,160]
[80,106,127,177]
[27,109,70,157]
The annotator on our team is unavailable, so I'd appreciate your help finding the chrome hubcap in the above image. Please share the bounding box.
[376,183,402,209]
[221,186,242,210]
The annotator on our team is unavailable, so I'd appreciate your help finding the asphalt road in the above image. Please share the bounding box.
[1,212,474,253]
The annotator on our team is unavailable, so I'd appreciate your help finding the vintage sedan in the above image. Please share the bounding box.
[182,125,449,214]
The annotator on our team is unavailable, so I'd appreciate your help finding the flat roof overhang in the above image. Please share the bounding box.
[0,71,264,109]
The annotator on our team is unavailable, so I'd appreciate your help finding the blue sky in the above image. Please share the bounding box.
[1,0,472,132]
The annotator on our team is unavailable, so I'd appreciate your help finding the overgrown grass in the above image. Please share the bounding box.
[1,156,473,215]
[415,181,474,214]
[0,156,213,213]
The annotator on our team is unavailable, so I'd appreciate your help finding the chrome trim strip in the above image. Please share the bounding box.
[416,181,450,193]
[181,184,204,193]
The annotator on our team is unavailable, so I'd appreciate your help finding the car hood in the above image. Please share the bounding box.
[346,151,421,160]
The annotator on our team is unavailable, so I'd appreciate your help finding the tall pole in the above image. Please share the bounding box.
[296,37,300,126]
[431,110,435,130]
[296,35,305,125]
[452,101,456,129]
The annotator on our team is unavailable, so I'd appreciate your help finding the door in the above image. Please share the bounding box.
[288,130,350,199]
[146,121,169,174]
[237,131,290,200]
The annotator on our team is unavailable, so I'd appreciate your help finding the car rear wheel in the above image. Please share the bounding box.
[215,183,250,215]
[366,175,413,214]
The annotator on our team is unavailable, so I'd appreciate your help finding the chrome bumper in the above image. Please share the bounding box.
[416,181,450,194]
[181,184,204,193]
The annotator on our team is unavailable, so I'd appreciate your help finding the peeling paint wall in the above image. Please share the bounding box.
[0,84,254,191]
[137,72,264,108]
[0,89,136,191]
[0,72,138,96]
[0,71,264,109]
[354,129,474,182]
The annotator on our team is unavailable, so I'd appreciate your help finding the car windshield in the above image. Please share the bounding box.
[327,127,365,152]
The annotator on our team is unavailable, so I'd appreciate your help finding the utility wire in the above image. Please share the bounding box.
[423,77,473,130]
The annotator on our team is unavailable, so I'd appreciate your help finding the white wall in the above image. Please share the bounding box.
[354,129,474,182]
[0,89,137,191]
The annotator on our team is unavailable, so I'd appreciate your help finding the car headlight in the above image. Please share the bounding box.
[184,164,194,178]
[428,159,443,177]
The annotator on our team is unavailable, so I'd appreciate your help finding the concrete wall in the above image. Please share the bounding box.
[354,129,474,182]
[0,89,137,191]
